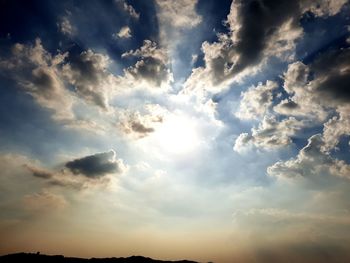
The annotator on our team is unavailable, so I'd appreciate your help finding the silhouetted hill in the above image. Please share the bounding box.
[0,253,200,263]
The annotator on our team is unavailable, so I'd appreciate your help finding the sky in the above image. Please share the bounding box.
[0,0,350,262]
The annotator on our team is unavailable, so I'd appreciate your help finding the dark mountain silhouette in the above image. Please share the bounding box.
[0,253,201,263]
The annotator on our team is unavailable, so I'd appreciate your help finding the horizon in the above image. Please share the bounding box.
[1,1,350,263]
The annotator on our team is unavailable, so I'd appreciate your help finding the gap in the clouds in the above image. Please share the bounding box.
[2,0,161,74]
[0,78,122,167]
[211,58,287,133]
[58,0,143,64]
[297,7,350,63]
[196,0,232,43]
[0,0,64,53]
[331,135,350,163]
[170,0,233,89]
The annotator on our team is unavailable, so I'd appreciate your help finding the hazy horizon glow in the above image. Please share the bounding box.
[1,1,350,262]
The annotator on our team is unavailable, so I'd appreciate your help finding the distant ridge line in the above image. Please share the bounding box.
[0,253,205,263]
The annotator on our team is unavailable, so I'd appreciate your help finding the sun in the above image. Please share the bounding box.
[150,113,201,155]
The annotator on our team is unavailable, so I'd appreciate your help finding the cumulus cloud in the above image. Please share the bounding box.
[155,0,202,28]
[227,0,347,76]
[258,47,350,179]
[273,62,327,121]
[274,48,350,138]
[62,50,116,110]
[65,150,126,178]
[0,39,119,132]
[116,0,140,19]
[322,106,350,152]
[300,0,348,17]
[267,134,350,180]
[122,40,173,89]
[113,26,131,39]
[234,116,304,152]
[0,38,74,121]
[236,80,278,120]
[184,0,348,93]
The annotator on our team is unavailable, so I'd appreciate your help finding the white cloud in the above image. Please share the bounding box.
[236,80,278,120]
[301,0,348,17]
[155,0,202,28]
[113,26,132,39]
[234,116,304,152]
[267,134,350,180]
[122,40,173,89]
[275,48,350,125]
[58,16,75,36]
[274,61,327,121]
[116,0,140,19]
[322,105,350,152]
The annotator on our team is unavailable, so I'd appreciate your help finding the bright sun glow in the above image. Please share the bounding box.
[151,114,201,155]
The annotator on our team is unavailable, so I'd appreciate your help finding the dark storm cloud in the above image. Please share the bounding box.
[65,150,122,178]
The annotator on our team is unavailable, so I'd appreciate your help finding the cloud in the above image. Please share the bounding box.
[155,0,202,28]
[261,47,350,179]
[273,61,327,121]
[118,107,164,138]
[236,80,278,120]
[322,106,350,152]
[267,134,350,180]
[226,0,346,76]
[22,150,127,190]
[301,0,348,17]
[234,116,304,152]
[0,38,74,121]
[65,150,126,178]
[0,39,115,133]
[226,0,302,73]
[122,40,173,89]
[62,49,116,110]
[58,16,75,36]
[25,164,85,189]
[116,0,140,19]
[113,26,132,39]
[274,48,350,146]
[28,165,55,179]
[184,0,348,93]
[310,48,350,104]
